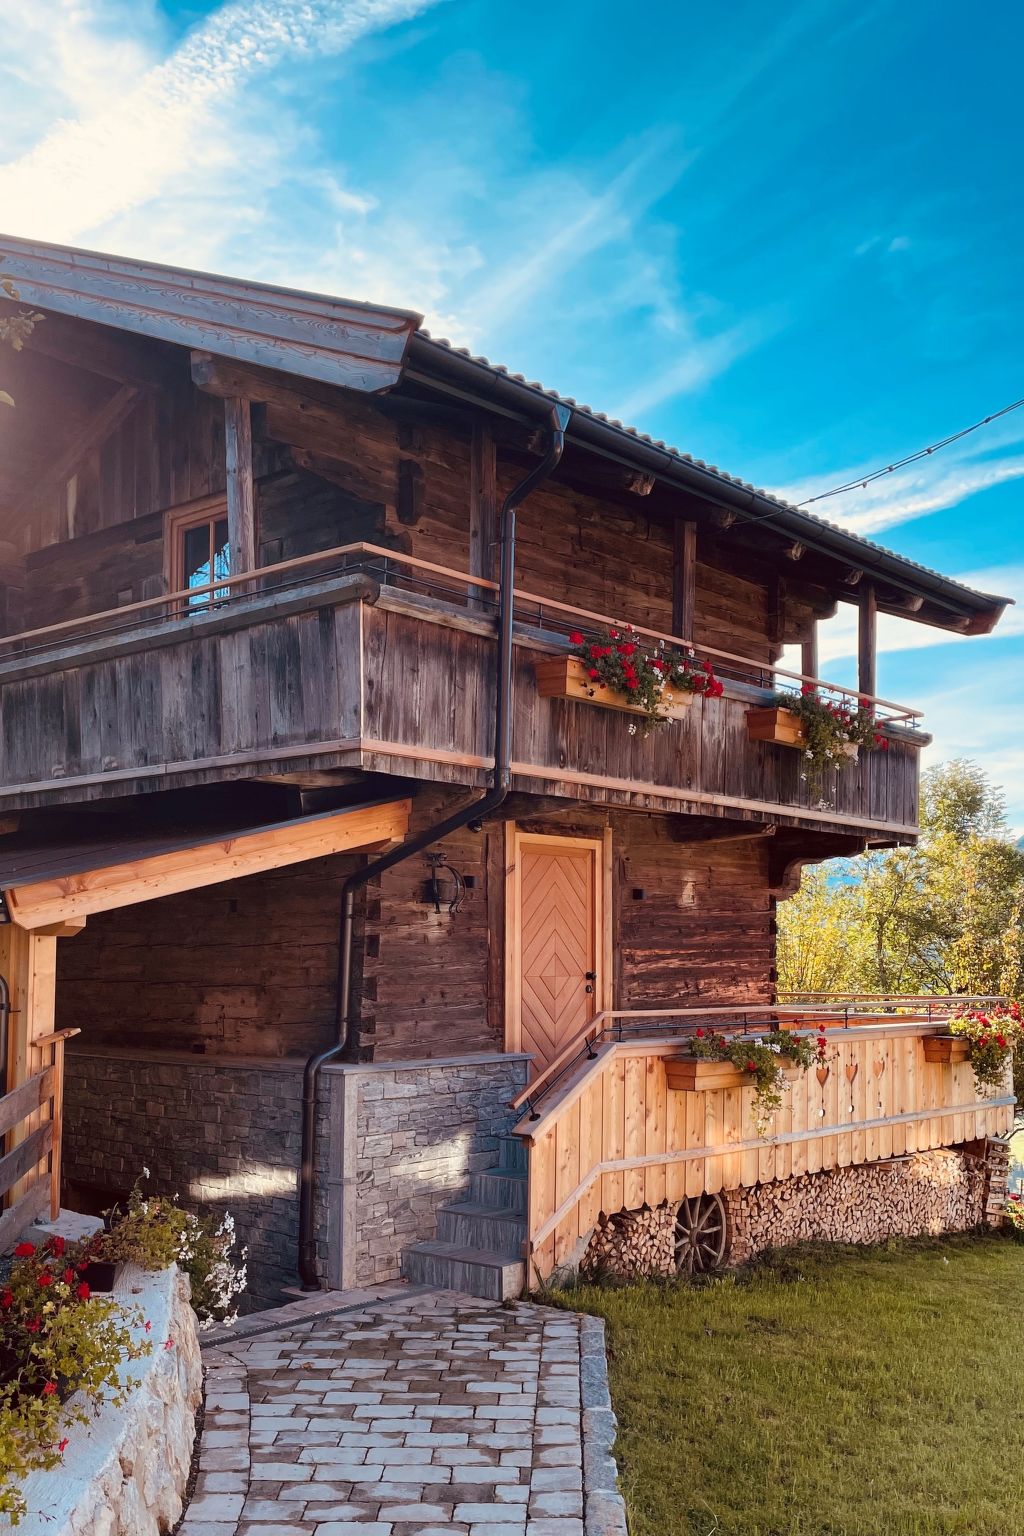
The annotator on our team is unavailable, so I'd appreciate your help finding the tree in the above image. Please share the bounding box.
[778,760,1024,999]
[0,276,42,407]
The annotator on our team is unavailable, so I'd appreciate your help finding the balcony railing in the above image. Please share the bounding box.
[0,542,926,831]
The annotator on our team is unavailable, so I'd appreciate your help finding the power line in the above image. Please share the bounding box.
[798,395,1024,506]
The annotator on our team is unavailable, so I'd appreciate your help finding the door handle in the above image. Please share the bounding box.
[585,971,596,980]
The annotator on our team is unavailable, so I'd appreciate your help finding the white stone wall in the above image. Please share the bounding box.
[3,1265,202,1536]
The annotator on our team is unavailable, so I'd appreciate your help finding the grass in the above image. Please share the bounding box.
[559,1234,1024,1536]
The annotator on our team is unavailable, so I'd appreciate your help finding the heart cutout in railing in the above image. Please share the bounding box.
[845,1062,859,1083]
[873,1058,886,1077]
[816,1065,830,1086]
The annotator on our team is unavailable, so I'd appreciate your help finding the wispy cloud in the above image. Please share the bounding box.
[773,418,1024,537]
[0,0,441,244]
[612,316,777,422]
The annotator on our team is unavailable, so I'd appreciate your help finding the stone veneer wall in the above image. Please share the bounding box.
[322,1053,531,1289]
[580,1149,989,1279]
[63,1045,530,1306]
[63,1047,307,1310]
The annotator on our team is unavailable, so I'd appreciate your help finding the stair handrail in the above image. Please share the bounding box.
[508,997,989,1124]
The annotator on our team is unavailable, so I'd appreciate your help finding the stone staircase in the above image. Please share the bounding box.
[400,1134,528,1301]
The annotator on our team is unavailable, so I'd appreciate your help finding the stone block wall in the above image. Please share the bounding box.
[63,1047,306,1310]
[323,1053,530,1288]
[63,1044,530,1308]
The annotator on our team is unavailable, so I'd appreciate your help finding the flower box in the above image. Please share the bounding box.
[746,705,806,748]
[79,1258,126,1293]
[535,655,693,721]
[922,1035,971,1065]
[665,1056,801,1092]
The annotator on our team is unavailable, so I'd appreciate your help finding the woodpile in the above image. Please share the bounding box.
[725,1149,986,1265]
[580,1202,676,1281]
[578,1147,994,1282]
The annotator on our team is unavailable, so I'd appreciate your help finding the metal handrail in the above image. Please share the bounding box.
[509,997,998,1124]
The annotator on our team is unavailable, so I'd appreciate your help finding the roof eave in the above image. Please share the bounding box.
[407,334,1012,632]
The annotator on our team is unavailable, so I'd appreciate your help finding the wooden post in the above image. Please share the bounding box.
[672,520,696,639]
[858,583,877,698]
[468,422,497,611]
[224,397,256,575]
[801,623,819,682]
[0,926,57,1202]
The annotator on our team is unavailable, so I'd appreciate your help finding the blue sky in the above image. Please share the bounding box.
[2,0,1022,820]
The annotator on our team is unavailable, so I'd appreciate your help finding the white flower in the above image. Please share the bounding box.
[628,723,638,735]
[141,1166,151,1180]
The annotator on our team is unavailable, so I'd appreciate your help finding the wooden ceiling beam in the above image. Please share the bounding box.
[3,799,411,928]
[12,383,139,517]
[0,304,170,390]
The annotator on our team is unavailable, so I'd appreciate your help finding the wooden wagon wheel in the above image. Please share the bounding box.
[673,1194,728,1274]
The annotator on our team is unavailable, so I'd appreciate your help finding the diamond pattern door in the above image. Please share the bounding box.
[517,838,599,1077]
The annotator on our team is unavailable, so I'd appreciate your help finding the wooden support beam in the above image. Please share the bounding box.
[842,567,864,587]
[672,520,696,639]
[801,623,819,681]
[0,304,169,389]
[711,508,738,531]
[784,541,806,562]
[468,422,497,610]
[224,397,256,574]
[627,471,656,496]
[858,582,877,698]
[3,800,412,929]
[0,925,57,1204]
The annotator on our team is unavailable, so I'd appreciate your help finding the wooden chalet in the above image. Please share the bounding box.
[0,233,1014,1303]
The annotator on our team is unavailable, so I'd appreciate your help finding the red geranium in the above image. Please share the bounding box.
[14,1241,35,1258]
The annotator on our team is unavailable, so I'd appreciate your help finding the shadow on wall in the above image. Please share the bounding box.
[61,1048,306,1311]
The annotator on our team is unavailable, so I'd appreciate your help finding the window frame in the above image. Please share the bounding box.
[164,494,232,607]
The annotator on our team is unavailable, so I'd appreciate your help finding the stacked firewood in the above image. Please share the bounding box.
[580,1202,676,1280]
[726,1149,986,1265]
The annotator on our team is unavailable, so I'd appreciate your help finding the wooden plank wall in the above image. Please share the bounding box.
[56,853,364,1057]
[20,467,383,631]
[354,795,774,1061]
[523,1033,1015,1277]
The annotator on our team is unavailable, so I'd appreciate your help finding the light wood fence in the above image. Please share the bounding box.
[0,1028,78,1252]
[515,1021,1015,1280]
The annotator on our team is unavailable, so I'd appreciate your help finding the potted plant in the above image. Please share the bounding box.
[536,624,723,731]
[934,1005,1021,1089]
[747,685,889,776]
[667,1026,820,1133]
[84,1171,248,1328]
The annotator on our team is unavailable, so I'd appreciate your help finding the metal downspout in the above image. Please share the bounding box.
[297,402,571,1288]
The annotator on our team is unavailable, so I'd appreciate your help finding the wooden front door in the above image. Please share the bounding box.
[507,831,606,1077]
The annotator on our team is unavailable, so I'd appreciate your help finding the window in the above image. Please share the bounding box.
[165,498,231,609]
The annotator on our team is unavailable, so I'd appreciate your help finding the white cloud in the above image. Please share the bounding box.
[773,417,1024,538]
[611,319,772,421]
[0,0,442,245]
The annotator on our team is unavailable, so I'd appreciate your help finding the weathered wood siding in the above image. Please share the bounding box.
[521,1032,1015,1277]
[0,592,921,831]
[56,854,363,1058]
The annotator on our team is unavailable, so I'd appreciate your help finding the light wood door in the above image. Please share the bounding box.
[508,832,605,1076]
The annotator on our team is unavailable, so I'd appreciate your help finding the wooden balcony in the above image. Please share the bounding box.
[0,544,926,836]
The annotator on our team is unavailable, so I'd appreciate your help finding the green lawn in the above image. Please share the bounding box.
[562,1235,1024,1536]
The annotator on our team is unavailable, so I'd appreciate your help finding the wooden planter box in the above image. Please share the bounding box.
[666,1056,802,1092]
[746,705,805,748]
[923,1035,970,1065]
[535,656,692,721]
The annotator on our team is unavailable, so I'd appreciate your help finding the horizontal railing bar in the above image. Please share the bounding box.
[525,1094,1016,1251]
[0,540,922,722]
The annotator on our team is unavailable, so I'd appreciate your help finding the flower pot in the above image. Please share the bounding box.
[666,1058,748,1092]
[534,655,692,722]
[79,1259,125,1293]
[922,1036,970,1065]
[746,706,806,748]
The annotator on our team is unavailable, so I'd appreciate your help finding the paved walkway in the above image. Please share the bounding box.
[178,1285,625,1536]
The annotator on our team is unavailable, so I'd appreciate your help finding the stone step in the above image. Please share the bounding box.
[436,1200,526,1256]
[496,1134,528,1177]
[469,1169,527,1214]
[400,1240,525,1302]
